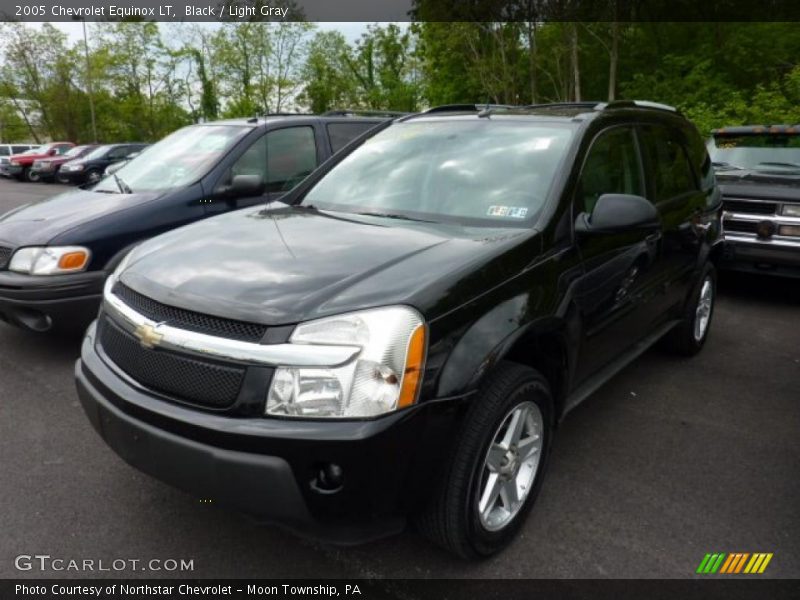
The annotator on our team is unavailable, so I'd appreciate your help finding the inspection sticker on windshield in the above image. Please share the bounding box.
[488,206,528,218]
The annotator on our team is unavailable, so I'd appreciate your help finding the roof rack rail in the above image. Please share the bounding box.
[322,109,408,118]
[523,102,601,111]
[424,103,515,114]
[599,100,678,113]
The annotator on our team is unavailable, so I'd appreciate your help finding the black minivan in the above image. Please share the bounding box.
[76,102,723,558]
[58,143,149,185]
[0,115,386,333]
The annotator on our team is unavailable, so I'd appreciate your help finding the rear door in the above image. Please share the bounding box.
[637,123,707,320]
[572,125,664,382]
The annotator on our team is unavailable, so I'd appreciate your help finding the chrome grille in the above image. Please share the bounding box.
[98,316,245,409]
[113,283,267,342]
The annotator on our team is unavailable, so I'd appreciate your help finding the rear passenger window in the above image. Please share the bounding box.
[0,147,8,156]
[327,122,376,153]
[641,126,698,202]
[266,126,318,193]
[579,127,643,214]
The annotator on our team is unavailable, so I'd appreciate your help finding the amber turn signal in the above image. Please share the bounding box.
[58,251,89,271]
[398,324,427,409]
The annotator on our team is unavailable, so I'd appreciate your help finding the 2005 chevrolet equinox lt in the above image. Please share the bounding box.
[75,101,722,558]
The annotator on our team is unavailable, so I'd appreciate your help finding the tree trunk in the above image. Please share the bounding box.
[608,21,619,101]
[527,20,537,104]
[571,23,581,102]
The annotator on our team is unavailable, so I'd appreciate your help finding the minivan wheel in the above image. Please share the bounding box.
[415,361,553,559]
[662,263,716,356]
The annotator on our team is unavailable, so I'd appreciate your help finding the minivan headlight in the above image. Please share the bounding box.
[266,306,426,419]
[9,246,91,275]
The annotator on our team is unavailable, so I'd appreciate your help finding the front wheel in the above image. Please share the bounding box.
[662,263,716,356]
[85,169,102,184]
[415,361,553,559]
[25,168,41,182]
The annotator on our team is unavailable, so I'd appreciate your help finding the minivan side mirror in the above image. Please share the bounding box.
[224,174,266,198]
[575,193,659,234]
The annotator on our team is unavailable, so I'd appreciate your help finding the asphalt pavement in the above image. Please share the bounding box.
[0,178,798,579]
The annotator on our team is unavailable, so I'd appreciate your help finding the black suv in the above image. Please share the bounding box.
[0,114,386,334]
[708,125,800,277]
[58,143,149,185]
[75,102,722,558]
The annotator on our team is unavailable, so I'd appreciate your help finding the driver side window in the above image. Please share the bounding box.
[228,126,318,195]
[579,127,643,214]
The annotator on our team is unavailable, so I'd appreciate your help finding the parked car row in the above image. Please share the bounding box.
[0,103,792,559]
[0,141,148,184]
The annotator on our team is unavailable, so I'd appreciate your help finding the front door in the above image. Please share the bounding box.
[572,125,664,383]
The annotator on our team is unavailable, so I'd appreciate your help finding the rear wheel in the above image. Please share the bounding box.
[416,361,553,559]
[662,263,716,356]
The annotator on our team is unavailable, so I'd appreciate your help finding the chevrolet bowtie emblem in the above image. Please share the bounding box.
[134,323,164,349]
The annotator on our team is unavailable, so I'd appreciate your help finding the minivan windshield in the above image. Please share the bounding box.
[93,124,250,193]
[708,134,800,173]
[82,145,112,161]
[302,120,574,226]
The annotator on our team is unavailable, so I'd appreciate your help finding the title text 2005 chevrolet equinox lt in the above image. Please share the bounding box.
[76,101,722,558]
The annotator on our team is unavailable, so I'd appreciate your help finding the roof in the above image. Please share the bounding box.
[712,125,800,135]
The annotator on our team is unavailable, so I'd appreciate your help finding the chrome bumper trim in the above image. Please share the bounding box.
[102,278,361,368]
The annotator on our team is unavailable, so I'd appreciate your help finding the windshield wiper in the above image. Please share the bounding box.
[712,161,744,170]
[113,172,132,194]
[755,161,800,170]
[355,211,437,223]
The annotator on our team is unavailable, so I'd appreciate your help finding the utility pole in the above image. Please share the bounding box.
[77,17,98,143]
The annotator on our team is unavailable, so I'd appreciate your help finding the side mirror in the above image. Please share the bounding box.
[48,148,58,156]
[226,174,266,198]
[575,193,659,234]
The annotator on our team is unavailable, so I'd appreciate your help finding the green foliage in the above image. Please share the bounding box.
[0,21,798,143]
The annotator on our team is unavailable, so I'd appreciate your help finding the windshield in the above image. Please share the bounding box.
[82,145,112,161]
[302,120,574,226]
[93,124,250,193]
[708,135,800,172]
[63,145,89,158]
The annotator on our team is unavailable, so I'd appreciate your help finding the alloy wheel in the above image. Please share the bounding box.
[476,400,544,532]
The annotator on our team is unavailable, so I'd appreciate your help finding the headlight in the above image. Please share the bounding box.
[65,164,84,171]
[266,306,426,419]
[9,246,91,275]
[782,204,800,217]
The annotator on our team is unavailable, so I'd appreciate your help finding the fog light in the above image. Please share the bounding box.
[756,220,776,239]
[311,463,344,494]
[778,225,800,237]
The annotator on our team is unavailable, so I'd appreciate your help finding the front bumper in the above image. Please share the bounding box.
[59,169,87,184]
[721,234,800,278]
[2,164,23,178]
[0,270,106,332]
[76,322,467,544]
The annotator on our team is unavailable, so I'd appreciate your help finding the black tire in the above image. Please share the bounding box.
[85,168,102,184]
[662,262,716,356]
[56,172,70,184]
[25,167,41,182]
[415,361,553,559]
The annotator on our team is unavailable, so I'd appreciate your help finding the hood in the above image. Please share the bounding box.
[121,205,536,325]
[0,188,163,247]
[718,173,800,203]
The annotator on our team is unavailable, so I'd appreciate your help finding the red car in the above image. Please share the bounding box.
[4,142,75,182]
[30,145,98,183]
